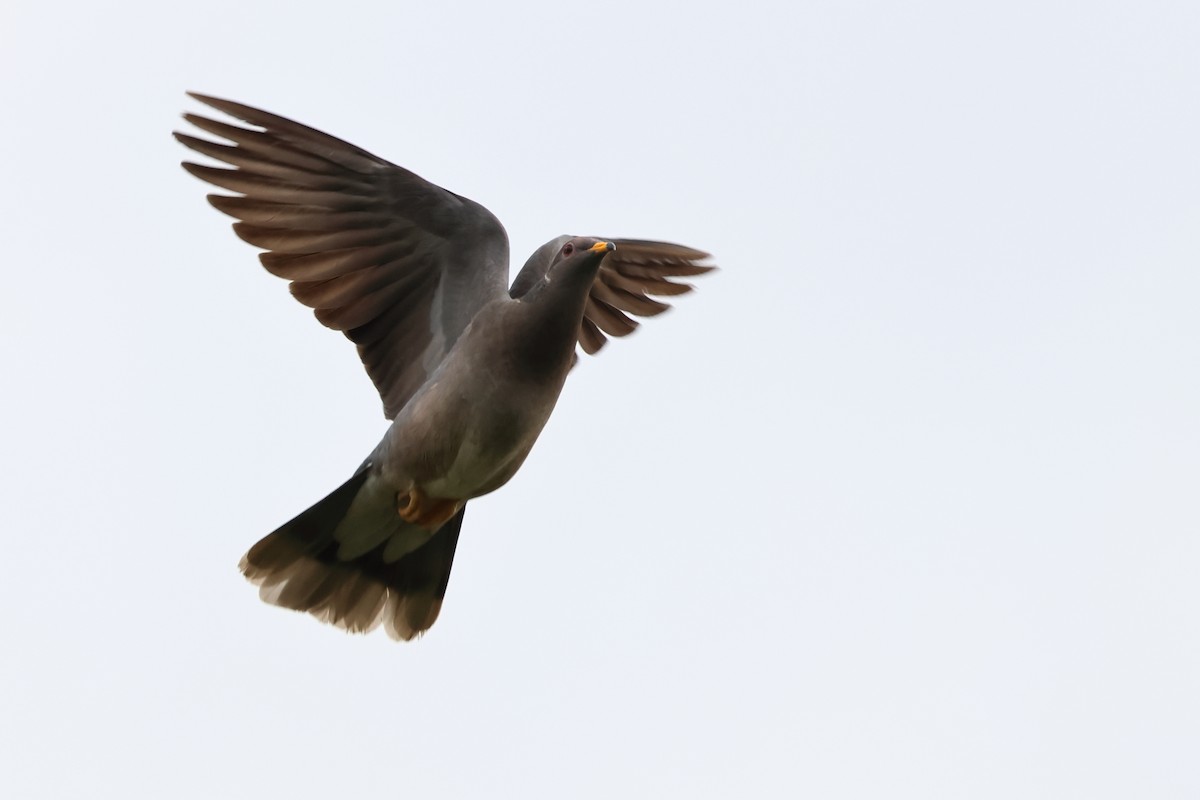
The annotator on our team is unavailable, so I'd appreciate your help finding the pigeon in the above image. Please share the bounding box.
[176,94,714,639]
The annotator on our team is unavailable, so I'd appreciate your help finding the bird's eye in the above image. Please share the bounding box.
[562,242,575,257]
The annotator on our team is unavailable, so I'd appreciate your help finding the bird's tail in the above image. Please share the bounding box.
[240,469,465,640]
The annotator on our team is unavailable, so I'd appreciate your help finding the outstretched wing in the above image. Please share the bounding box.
[176,94,510,419]
[577,239,715,354]
[511,237,715,354]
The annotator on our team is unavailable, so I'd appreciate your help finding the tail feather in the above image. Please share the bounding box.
[240,469,467,640]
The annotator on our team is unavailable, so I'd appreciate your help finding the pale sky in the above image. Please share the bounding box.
[2,1,1198,798]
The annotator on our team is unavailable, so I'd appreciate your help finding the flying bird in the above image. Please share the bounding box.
[176,94,714,640]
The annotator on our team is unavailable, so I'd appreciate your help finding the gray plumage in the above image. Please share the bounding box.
[176,94,714,639]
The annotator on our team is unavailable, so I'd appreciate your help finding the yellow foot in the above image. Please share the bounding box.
[397,487,463,531]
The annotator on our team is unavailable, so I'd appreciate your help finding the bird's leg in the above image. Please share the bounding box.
[397,487,463,531]
[417,498,464,530]
[397,487,426,522]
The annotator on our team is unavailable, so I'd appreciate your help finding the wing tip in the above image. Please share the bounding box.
[186,90,228,110]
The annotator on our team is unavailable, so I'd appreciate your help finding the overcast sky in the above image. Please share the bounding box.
[2,1,1198,797]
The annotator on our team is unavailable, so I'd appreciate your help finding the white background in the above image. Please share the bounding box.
[2,1,1198,797]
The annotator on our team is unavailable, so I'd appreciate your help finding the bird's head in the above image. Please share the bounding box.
[508,235,617,302]
[546,236,615,280]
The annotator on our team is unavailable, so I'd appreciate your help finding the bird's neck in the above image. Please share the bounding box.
[507,273,594,381]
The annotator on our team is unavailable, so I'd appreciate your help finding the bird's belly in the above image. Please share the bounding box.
[422,400,548,499]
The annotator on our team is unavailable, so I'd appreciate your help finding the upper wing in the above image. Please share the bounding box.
[175,94,510,419]
[512,238,715,355]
